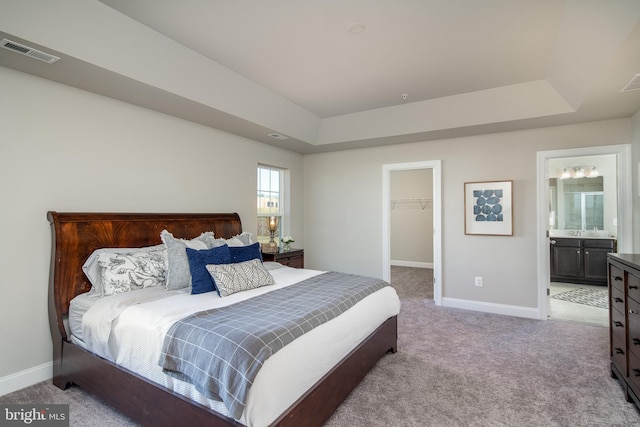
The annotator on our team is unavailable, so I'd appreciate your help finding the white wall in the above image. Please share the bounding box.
[390,169,433,266]
[0,66,304,387]
[304,119,631,310]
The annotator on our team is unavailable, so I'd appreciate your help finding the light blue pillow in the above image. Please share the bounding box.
[161,230,214,290]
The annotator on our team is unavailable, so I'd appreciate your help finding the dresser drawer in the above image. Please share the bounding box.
[612,332,628,377]
[630,271,640,303]
[611,284,625,314]
[278,254,304,268]
[261,249,304,269]
[629,299,640,358]
[584,238,616,249]
[610,264,625,292]
[611,306,627,342]
[629,351,640,396]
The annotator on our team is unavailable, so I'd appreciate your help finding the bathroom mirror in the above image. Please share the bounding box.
[549,177,604,231]
[548,155,617,238]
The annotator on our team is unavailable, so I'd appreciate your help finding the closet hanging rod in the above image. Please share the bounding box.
[390,198,433,211]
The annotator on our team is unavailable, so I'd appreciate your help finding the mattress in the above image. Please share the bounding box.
[69,265,400,427]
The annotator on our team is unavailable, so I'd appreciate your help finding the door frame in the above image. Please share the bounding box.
[536,144,632,320]
[382,160,442,305]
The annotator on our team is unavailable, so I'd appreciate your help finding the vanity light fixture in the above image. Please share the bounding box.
[559,166,599,179]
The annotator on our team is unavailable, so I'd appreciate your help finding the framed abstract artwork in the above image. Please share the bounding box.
[464,180,513,236]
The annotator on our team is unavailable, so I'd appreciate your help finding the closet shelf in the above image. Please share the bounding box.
[391,198,433,211]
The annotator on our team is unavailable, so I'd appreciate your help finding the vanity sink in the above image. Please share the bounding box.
[549,230,615,239]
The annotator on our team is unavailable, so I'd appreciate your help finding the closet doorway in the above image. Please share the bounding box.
[382,161,442,305]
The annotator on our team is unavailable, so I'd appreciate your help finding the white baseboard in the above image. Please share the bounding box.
[390,260,433,269]
[0,362,52,397]
[441,297,541,320]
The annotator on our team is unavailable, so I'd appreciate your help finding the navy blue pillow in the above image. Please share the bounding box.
[186,245,231,294]
[229,242,263,263]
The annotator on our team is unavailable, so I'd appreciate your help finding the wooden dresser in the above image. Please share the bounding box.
[261,248,304,268]
[608,253,640,408]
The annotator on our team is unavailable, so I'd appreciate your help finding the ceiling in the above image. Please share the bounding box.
[2,0,640,153]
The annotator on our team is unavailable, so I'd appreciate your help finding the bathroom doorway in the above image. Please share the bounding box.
[536,144,632,322]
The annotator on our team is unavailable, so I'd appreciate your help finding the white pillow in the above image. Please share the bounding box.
[82,244,165,297]
[206,258,274,297]
[213,232,256,248]
[97,250,167,296]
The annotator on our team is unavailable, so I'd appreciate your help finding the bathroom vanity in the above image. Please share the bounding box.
[550,235,617,286]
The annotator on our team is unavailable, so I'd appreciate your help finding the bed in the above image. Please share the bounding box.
[47,211,399,427]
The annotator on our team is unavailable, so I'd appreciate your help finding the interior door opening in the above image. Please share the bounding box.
[537,144,632,322]
[382,160,442,305]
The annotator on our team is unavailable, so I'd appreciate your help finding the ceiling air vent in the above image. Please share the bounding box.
[1,39,60,64]
[268,133,289,140]
[621,74,640,92]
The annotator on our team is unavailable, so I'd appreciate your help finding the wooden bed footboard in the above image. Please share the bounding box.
[47,211,398,427]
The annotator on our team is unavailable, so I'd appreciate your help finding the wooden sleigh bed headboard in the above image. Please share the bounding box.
[47,211,242,342]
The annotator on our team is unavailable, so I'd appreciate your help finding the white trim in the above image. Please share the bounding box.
[383,160,442,305]
[536,144,632,321]
[0,362,52,396]
[390,260,433,269]
[441,297,540,320]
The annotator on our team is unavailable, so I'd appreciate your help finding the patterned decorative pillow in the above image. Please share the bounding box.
[97,250,167,296]
[206,259,274,297]
[83,244,165,297]
[161,230,215,290]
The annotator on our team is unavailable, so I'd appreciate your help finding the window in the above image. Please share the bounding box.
[257,165,285,243]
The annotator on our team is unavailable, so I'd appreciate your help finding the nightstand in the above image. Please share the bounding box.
[261,248,304,268]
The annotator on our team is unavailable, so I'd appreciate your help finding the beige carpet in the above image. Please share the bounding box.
[390,265,433,300]
[2,267,639,426]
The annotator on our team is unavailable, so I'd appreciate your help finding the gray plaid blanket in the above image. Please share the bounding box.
[159,271,388,419]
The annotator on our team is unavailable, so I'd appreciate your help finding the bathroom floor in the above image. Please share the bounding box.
[548,281,608,327]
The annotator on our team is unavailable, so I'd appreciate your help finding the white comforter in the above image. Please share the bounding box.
[73,266,401,427]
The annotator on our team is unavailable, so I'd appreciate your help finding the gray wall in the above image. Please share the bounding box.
[0,66,304,382]
[303,119,632,309]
